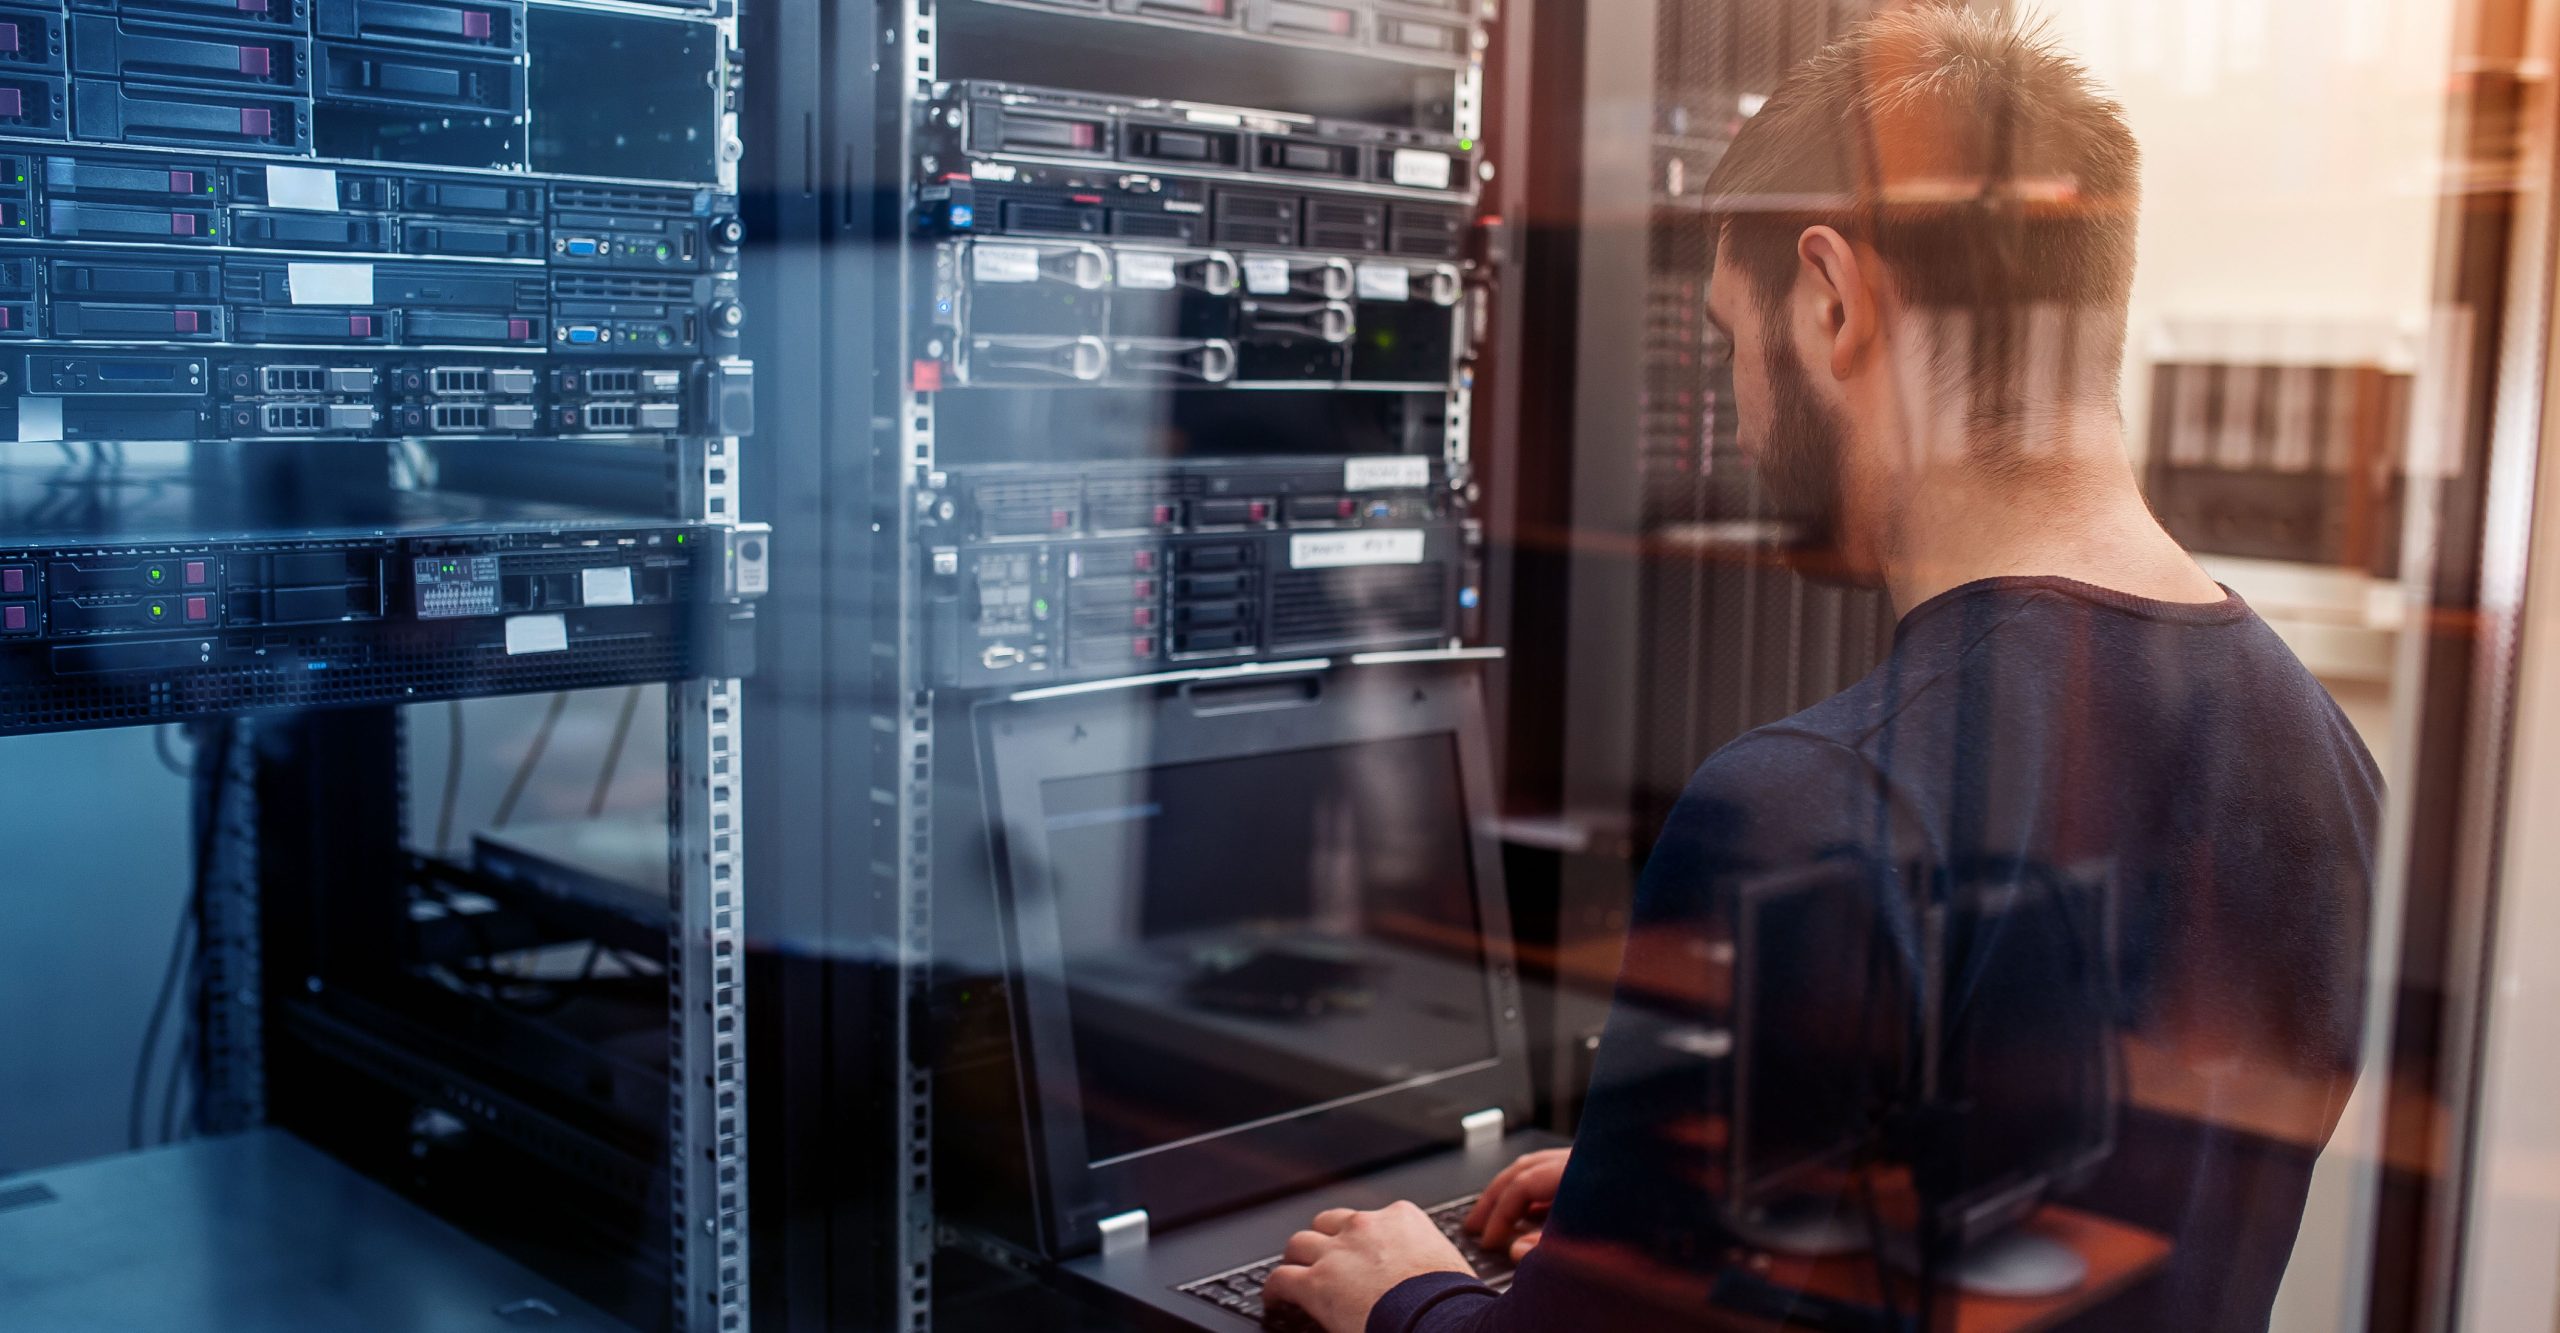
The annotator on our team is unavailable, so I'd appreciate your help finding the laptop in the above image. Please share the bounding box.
[975,662,1563,1329]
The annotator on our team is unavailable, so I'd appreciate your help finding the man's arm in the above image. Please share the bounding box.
[1274,733,1909,1333]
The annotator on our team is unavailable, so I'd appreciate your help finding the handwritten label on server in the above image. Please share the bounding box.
[581,566,636,607]
[265,165,341,212]
[1391,150,1453,189]
[1355,264,1410,302]
[288,262,375,306]
[1290,530,1425,569]
[1243,257,1293,296]
[1344,456,1430,490]
[1116,252,1178,290]
[971,245,1043,284]
[504,614,569,655]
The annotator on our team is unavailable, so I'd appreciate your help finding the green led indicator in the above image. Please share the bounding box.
[1458,138,1474,151]
[1033,597,1049,616]
[146,567,166,584]
[148,603,166,619]
[655,243,670,260]
[676,534,687,544]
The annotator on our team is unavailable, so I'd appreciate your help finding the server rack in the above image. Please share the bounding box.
[1546,0,1890,1120]
[760,0,1513,1326]
[0,0,767,1328]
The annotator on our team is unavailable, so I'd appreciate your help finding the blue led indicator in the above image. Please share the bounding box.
[949,204,975,229]
[1458,587,1480,609]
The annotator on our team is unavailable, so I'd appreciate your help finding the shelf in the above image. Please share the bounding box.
[0,1129,628,1332]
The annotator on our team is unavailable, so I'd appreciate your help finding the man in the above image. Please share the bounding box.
[1263,8,2378,1332]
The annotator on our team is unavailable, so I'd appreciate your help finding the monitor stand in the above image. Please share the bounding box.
[1731,1195,1871,1257]
[1885,1228,2089,1298]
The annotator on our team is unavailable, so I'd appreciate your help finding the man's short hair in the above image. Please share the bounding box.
[1700,5,2141,419]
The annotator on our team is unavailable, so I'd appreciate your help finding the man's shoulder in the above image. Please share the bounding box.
[1671,723,1882,830]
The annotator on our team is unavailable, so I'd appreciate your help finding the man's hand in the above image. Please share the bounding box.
[1262,1201,1475,1333]
[1464,1147,1570,1260]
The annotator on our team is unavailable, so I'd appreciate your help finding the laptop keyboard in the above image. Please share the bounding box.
[1177,1196,1517,1328]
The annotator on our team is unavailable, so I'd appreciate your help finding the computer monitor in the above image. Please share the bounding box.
[1721,859,2118,1295]
[1915,865,2119,1282]
[979,666,1532,1256]
[1726,861,1905,1247]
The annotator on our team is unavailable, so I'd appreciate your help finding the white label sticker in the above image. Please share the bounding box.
[287,262,374,306]
[580,566,636,607]
[16,396,61,443]
[1290,529,1426,569]
[1344,456,1430,490]
[504,613,569,655]
[1391,149,1453,189]
[264,164,341,212]
[1242,256,1292,296]
[971,244,1042,284]
[1117,251,1177,290]
[1355,263,1410,302]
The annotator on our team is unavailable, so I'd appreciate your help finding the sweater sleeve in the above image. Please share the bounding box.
[1366,732,1912,1333]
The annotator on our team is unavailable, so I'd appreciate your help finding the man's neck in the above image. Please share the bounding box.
[1876,438,2225,617]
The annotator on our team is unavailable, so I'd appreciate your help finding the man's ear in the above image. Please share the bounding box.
[1795,225,1876,381]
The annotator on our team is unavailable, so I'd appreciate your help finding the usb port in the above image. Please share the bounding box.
[430,403,490,432]
[260,365,323,394]
[581,402,638,431]
[260,403,325,433]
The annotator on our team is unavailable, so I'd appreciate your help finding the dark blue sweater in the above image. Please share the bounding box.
[1373,576,2380,1333]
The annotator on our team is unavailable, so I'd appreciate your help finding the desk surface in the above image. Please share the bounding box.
[1760,1206,2171,1333]
[0,1129,628,1333]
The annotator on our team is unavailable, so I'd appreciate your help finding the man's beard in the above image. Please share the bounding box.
[1752,335,1861,582]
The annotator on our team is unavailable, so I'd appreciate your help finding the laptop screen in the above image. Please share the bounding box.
[1037,731,1498,1167]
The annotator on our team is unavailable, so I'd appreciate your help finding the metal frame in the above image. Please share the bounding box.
[672,673,750,1332]
[196,719,267,1137]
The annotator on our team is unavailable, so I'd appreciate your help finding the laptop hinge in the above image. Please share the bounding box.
[1098,1208,1151,1256]
[1462,1108,1505,1150]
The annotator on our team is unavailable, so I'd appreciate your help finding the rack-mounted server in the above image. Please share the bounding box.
[0,515,763,734]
